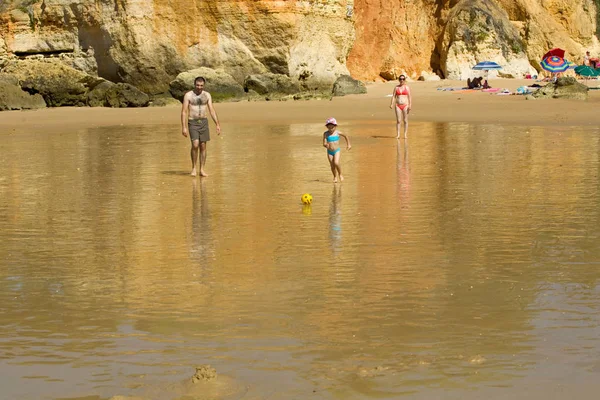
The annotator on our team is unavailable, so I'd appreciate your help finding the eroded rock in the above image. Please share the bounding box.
[243,73,301,95]
[438,0,535,80]
[87,81,149,107]
[332,74,367,96]
[532,77,588,100]
[2,59,94,106]
[169,68,244,102]
[0,76,46,111]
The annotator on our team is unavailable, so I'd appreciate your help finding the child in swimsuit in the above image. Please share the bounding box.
[389,75,412,139]
[323,117,351,183]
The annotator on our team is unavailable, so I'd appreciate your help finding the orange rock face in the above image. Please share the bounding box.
[347,0,446,80]
[1,0,599,91]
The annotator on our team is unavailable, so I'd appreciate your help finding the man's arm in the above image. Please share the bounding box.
[207,93,221,135]
[181,93,189,137]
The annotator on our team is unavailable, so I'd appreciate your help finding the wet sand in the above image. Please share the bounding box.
[2,79,600,131]
[2,80,600,400]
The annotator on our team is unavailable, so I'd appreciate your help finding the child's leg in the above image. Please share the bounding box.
[334,152,343,182]
[328,154,337,181]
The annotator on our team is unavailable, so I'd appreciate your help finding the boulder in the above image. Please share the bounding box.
[87,81,149,107]
[169,68,244,102]
[418,71,441,81]
[0,79,46,111]
[379,70,397,81]
[332,75,367,96]
[532,77,588,100]
[243,73,301,95]
[149,96,182,107]
[2,59,102,107]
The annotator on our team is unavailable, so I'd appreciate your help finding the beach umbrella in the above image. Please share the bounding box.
[472,61,502,79]
[566,60,577,69]
[542,48,565,61]
[540,56,569,73]
[574,65,600,77]
[472,61,502,71]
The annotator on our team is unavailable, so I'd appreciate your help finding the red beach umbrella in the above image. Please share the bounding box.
[542,48,565,61]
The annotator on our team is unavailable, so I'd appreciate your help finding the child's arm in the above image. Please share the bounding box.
[323,133,328,147]
[339,133,351,150]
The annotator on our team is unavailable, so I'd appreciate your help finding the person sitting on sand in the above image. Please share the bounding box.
[483,79,491,89]
[467,77,483,89]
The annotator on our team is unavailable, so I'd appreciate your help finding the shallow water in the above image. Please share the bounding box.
[1,120,600,400]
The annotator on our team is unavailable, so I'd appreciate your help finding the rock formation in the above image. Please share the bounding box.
[332,74,367,96]
[1,0,599,109]
[532,76,589,100]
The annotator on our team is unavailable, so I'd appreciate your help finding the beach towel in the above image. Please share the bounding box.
[482,88,500,93]
[497,89,512,95]
[437,87,467,91]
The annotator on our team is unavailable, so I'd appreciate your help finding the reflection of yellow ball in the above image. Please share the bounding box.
[301,193,313,205]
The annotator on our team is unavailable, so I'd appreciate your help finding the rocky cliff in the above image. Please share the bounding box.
[0,0,599,104]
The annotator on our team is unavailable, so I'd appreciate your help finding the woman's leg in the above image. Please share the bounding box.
[402,108,409,139]
[395,105,402,139]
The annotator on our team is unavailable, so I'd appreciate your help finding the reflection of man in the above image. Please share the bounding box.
[191,179,214,261]
[181,77,221,177]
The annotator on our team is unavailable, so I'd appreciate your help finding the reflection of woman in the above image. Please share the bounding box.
[389,75,412,139]
[397,141,411,208]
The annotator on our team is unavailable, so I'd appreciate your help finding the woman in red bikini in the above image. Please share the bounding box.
[389,75,412,139]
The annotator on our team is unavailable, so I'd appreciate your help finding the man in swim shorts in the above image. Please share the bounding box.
[181,76,221,177]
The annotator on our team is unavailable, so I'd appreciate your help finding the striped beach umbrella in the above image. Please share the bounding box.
[472,61,502,79]
[542,48,565,61]
[566,60,577,69]
[472,61,502,71]
[574,65,600,77]
[541,56,569,73]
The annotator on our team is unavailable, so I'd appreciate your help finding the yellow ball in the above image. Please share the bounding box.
[301,193,313,205]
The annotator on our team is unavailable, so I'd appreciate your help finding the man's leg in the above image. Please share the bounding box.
[199,141,208,177]
[190,139,200,176]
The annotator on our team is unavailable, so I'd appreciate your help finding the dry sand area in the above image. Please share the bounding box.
[2,79,600,131]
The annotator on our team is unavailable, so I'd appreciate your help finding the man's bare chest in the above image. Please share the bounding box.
[190,93,208,106]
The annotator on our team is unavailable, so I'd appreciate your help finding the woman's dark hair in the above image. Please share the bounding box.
[194,76,206,84]
[398,75,406,81]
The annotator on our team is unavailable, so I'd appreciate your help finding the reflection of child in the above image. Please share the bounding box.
[322,117,351,183]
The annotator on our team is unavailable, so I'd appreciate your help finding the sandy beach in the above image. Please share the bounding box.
[2,79,600,132]
[3,76,600,400]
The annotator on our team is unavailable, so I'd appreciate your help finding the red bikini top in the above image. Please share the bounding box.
[395,86,409,96]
